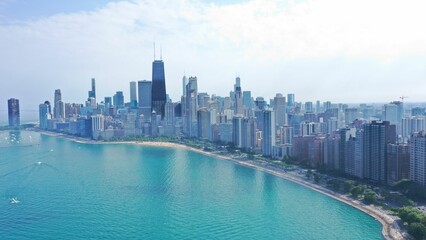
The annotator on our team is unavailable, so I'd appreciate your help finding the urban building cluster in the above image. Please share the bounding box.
[5,58,426,188]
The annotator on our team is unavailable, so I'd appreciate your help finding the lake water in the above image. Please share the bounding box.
[0,131,382,239]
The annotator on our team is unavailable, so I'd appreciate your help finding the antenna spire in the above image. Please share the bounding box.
[160,45,162,60]
[153,42,156,60]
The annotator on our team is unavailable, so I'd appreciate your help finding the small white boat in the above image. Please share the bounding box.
[37,161,42,165]
[10,197,20,204]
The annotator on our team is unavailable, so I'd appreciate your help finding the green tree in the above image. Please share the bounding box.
[343,180,354,193]
[327,179,341,192]
[363,189,378,204]
[398,207,426,224]
[408,222,426,240]
[350,185,366,198]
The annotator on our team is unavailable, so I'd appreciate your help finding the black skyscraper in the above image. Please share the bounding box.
[151,60,167,118]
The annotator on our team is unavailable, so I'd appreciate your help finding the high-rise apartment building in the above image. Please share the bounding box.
[197,108,211,140]
[91,114,105,139]
[410,132,426,187]
[242,118,256,151]
[232,115,243,148]
[387,143,410,185]
[262,110,276,156]
[274,93,286,127]
[401,116,426,140]
[363,121,396,183]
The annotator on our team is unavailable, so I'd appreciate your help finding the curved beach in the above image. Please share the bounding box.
[36,130,404,240]
[133,141,405,240]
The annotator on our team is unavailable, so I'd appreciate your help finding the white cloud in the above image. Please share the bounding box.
[207,0,426,61]
[0,0,426,117]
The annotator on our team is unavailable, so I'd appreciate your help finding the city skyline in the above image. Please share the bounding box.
[1,0,426,114]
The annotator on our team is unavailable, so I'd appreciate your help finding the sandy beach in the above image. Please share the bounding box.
[33,129,405,240]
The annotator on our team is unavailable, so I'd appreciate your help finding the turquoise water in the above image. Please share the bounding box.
[0,131,383,239]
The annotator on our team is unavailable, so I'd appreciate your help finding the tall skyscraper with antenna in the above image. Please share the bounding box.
[151,45,167,119]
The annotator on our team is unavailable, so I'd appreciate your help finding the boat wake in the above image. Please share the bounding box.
[9,197,20,204]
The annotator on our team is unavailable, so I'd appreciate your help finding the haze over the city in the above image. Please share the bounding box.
[1,0,426,114]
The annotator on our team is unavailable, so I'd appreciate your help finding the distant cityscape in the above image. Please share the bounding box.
[4,57,426,189]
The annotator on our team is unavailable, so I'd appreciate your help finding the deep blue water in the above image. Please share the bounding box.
[0,131,382,239]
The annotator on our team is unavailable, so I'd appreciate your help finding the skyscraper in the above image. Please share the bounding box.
[88,78,96,99]
[130,81,137,108]
[387,143,410,185]
[138,80,152,120]
[185,77,198,137]
[384,101,403,135]
[339,128,356,172]
[39,101,51,129]
[287,93,295,112]
[345,108,360,125]
[242,118,256,151]
[243,91,252,109]
[316,100,321,114]
[363,121,396,183]
[384,103,398,126]
[234,81,243,115]
[91,114,105,140]
[234,77,241,89]
[305,102,313,113]
[232,115,243,148]
[104,97,112,108]
[113,91,124,108]
[151,60,167,118]
[54,89,65,119]
[182,75,187,97]
[274,93,286,127]
[197,108,211,140]
[262,110,276,156]
[410,132,426,186]
[8,98,20,127]
[164,101,175,126]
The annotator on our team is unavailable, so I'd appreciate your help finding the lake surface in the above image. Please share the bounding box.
[0,131,382,239]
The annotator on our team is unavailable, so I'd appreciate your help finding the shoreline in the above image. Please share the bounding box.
[33,129,404,239]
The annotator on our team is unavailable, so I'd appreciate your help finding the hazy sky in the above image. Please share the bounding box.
[1,0,426,116]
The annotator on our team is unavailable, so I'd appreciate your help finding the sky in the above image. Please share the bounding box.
[1,0,426,118]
